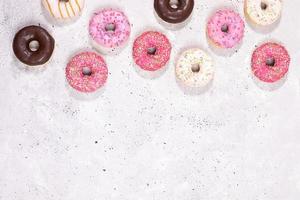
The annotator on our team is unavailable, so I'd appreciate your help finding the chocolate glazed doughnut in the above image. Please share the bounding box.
[154,0,194,24]
[13,25,55,66]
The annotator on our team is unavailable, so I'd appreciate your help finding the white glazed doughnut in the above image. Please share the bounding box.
[175,48,214,88]
[244,0,282,26]
[42,0,85,21]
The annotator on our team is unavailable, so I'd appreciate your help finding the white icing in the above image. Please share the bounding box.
[42,0,85,20]
[245,0,282,26]
[175,48,214,88]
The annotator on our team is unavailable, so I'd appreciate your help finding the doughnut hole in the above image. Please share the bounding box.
[147,47,157,55]
[105,23,116,33]
[82,66,93,76]
[191,63,201,73]
[260,2,268,10]
[221,24,229,33]
[169,0,181,9]
[266,57,276,67]
[28,40,40,52]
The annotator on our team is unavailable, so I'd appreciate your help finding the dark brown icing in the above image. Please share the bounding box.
[13,25,55,66]
[154,0,194,24]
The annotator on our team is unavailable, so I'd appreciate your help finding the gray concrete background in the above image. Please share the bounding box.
[0,0,300,199]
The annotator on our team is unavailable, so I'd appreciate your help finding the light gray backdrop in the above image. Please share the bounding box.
[0,0,299,199]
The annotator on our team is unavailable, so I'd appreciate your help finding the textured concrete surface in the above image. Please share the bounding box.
[0,0,300,200]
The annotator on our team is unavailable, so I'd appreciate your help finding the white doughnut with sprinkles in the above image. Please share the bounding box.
[244,0,282,26]
[176,48,214,88]
[42,0,85,21]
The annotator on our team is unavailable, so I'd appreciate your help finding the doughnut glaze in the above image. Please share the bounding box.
[245,0,282,26]
[89,8,131,54]
[13,25,55,66]
[154,0,194,24]
[176,48,214,88]
[207,9,245,49]
[42,0,85,21]
[66,52,108,93]
[251,42,290,83]
[133,31,171,71]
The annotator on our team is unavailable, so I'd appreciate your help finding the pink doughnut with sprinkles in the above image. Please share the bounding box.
[89,8,131,54]
[207,9,245,49]
[66,52,108,93]
[133,31,171,71]
[251,42,290,83]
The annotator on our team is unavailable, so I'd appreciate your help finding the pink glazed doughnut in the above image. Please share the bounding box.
[251,42,290,83]
[89,8,131,54]
[133,31,171,71]
[66,52,108,93]
[207,9,245,49]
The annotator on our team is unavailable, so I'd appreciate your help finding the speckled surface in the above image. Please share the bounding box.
[0,0,300,200]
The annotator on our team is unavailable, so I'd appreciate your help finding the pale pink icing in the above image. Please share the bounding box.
[251,43,290,83]
[89,9,131,48]
[66,52,108,93]
[133,31,171,71]
[207,9,245,49]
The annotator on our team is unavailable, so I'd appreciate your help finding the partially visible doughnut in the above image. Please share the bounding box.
[244,0,282,26]
[154,0,194,29]
[42,0,85,21]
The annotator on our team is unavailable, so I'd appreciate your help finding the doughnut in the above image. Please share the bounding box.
[251,42,290,83]
[66,52,108,93]
[13,25,55,66]
[245,0,282,26]
[42,0,85,21]
[207,9,245,49]
[154,0,194,27]
[176,48,214,88]
[89,8,131,54]
[132,31,171,71]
